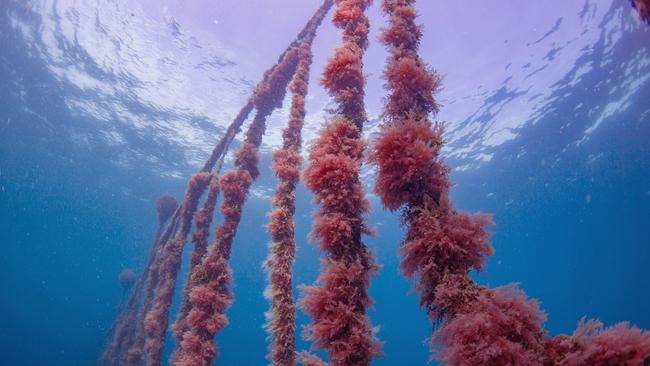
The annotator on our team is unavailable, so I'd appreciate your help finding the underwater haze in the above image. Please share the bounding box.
[1,0,649,365]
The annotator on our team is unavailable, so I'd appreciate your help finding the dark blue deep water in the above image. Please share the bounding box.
[1,0,649,365]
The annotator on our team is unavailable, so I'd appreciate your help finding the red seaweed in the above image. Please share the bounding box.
[298,1,382,365]
[171,174,220,343]
[100,2,650,365]
[168,16,325,362]
[373,2,650,365]
[169,70,298,366]
[100,194,178,366]
[263,25,317,366]
[433,285,548,365]
[143,172,212,366]
[98,4,337,365]
[372,0,489,326]
[546,319,650,365]
[168,5,336,364]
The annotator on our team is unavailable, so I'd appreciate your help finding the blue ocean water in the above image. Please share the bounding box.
[1,1,649,365]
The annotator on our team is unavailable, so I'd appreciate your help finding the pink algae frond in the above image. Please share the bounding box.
[308,117,365,159]
[380,5,421,50]
[433,285,548,366]
[322,47,364,96]
[547,318,650,366]
[369,117,447,210]
[299,2,380,364]
[400,210,493,285]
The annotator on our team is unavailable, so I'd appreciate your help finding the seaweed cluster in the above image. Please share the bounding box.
[100,1,650,365]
